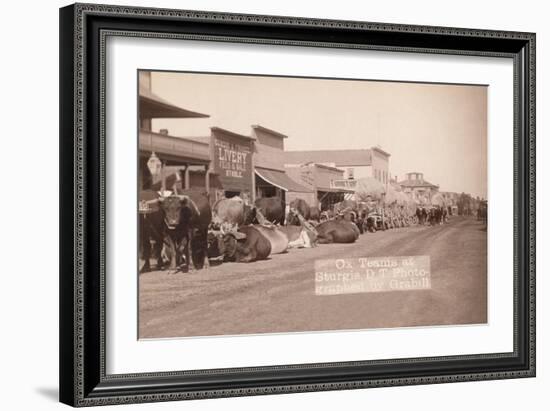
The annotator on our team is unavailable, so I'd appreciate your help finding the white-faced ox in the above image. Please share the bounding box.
[211,196,255,230]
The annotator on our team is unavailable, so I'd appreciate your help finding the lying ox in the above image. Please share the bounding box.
[253,225,289,255]
[249,207,291,252]
[207,222,289,263]
[315,220,360,244]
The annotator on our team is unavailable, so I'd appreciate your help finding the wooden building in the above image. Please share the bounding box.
[138,71,211,193]
[284,163,352,211]
[251,125,312,204]
[283,146,391,189]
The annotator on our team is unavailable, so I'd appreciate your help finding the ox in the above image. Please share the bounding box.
[333,200,358,215]
[254,197,285,225]
[286,198,310,225]
[316,220,360,244]
[241,208,289,254]
[207,208,290,263]
[145,190,211,274]
[416,207,428,225]
[211,196,254,229]
[428,206,444,226]
[278,207,318,248]
[208,225,286,263]
[139,190,164,273]
[309,206,320,223]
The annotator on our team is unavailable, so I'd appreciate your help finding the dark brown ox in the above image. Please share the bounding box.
[309,206,320,222]
[207,208,292,263]
[139,190,164,273]
[208,226,272,263]
[254,197,285,225]
[333,199,358,215]
[155,190,211,273]
[315,220,360,244]
[286,198,310,225]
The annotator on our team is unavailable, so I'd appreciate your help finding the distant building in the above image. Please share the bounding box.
[284,163,352,210]
[283,146,391,187]
[398,172,439,202]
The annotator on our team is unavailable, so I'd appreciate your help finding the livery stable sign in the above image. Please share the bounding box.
[211,129,253,192]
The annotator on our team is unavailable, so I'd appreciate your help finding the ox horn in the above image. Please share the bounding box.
[233,232,247,240]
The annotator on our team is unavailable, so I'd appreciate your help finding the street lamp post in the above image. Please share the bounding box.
[146,152,163,193]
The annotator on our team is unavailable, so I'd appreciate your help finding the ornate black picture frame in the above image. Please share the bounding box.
[59,3,535,407]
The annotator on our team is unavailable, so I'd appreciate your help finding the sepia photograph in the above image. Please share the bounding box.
[137,70,488,339]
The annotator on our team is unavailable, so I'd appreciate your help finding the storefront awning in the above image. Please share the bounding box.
[317,187,355,194]
[255,168,311,193]
[139,86,209,119]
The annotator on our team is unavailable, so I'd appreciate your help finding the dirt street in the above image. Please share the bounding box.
[139,216,487,338]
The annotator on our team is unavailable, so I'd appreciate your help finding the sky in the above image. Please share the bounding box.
[150,71,487,198]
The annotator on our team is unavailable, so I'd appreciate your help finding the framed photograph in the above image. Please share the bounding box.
[59,3,535,407]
